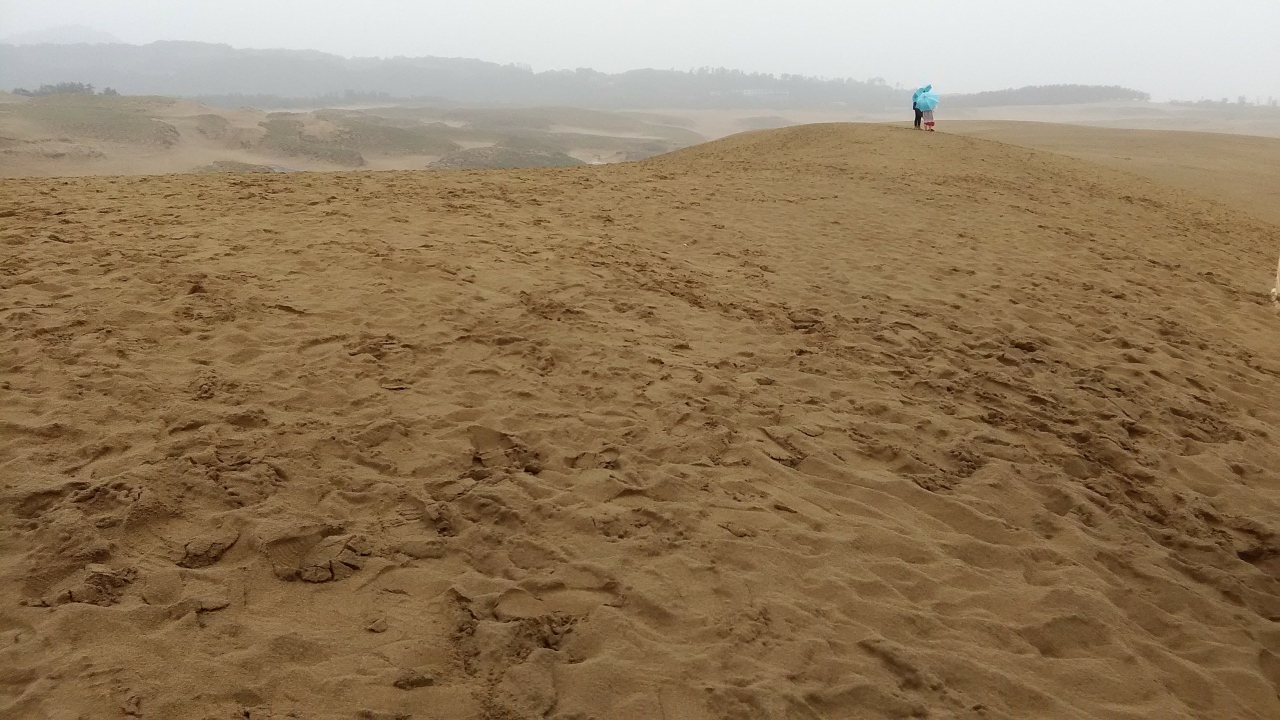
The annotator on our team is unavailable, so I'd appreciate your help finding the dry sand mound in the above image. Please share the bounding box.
[949,122,1280,226]
[2,124,1279,719]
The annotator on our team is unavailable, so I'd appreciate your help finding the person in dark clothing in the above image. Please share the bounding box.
[914,102,924,130]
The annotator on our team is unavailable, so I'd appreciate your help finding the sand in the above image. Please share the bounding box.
[610,103,1280,147]
[936,102,1280,140]
[7,92,1280,181]
[948,122,1280,226]
[2,124,1280,719]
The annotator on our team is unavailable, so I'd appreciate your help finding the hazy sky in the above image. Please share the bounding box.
[3,0,1278,101]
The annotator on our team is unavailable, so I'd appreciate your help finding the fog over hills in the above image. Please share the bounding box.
[0,24,122,46]
[0,41,903,110]
[0,41,1148,111]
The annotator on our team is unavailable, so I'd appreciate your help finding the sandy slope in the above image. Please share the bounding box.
[949,122,1280,226]
[936,103,1280,139]
[2,124,1280,719]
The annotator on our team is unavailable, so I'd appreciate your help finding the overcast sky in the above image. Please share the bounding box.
[2,0,1278,101]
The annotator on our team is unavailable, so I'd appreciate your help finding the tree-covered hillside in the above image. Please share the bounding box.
[0,42,907,110]
[945,84,1150,108]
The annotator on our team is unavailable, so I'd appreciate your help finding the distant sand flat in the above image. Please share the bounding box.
[2,124,1279,719]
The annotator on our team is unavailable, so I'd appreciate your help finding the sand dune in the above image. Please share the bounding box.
[2,124,1280,719]
[936,102,1280,140]
[949,121,1280,226]
[603,103,1280,149]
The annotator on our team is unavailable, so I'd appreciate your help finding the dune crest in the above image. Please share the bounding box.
[2,124,1279,719]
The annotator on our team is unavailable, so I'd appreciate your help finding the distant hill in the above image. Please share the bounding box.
[2,25,122,45]
[946,84,1150,108]
[0,41,908,111]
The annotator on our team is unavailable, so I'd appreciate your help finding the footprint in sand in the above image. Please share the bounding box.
[467,425,543,475]
[177,528,240,568]
[29,564,136,607]
[259,526,373,582]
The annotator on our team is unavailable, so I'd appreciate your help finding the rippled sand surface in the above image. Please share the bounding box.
[2,124,1279,719]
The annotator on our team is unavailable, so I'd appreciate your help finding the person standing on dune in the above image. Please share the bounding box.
[914,85,940,132]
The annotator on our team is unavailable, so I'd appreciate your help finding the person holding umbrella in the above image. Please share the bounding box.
[912,87,925,129]
[915,85,940,131]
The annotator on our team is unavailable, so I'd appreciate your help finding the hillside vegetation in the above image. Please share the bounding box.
[947,84,1151,108]
[0,93,703,174]
[5,94,180,146]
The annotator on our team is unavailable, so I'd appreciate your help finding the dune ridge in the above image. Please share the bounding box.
[2,124,1279,719]
[948,122,1280,226]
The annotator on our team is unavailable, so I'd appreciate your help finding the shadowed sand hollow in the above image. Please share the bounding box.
[2,124,1279,719]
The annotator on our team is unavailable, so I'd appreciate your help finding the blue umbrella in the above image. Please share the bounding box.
[916,87,940,112]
